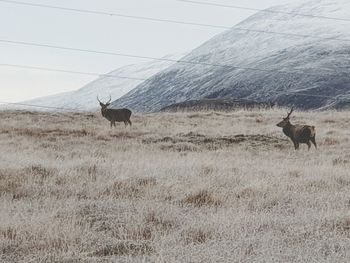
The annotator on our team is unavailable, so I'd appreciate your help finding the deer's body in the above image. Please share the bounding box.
[277,109,317,150]
[101,108,132,127]
[98,96,132,127]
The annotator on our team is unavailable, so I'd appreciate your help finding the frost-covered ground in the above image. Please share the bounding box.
[1,109,350,262]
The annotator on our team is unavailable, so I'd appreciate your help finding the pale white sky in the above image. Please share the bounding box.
[0,0,291,102]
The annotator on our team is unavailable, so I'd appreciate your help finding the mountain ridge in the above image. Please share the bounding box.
[15,53,185,111]
[113,0,350,112]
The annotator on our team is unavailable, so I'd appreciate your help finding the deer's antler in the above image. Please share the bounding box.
[287,107,294,118]
[106,95,112,104]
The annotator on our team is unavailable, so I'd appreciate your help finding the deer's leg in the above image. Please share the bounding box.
[128,119,132,126]
[292,140,297,150]
[110,121,113,128]
[311,136,317,149]
[293,141,299,150]
[307,141,311,150]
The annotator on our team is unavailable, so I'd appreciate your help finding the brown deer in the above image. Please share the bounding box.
[97,96,132,128]
[277,108,317,150]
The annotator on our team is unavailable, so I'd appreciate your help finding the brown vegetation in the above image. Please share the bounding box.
[0,109,349,262]
[183,190,222,207]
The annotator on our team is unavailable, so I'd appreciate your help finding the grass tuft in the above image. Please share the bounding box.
[183,190,222,207]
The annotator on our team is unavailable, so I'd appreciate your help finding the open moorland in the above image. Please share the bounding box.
[0,109,350,262]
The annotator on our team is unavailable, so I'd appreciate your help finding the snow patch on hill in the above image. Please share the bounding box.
[113,0,350,112]
[9,53,186,111]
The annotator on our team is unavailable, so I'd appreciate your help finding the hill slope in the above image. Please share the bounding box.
[19,54,184,111]
[160,98,275,112]
[113,0,350,112]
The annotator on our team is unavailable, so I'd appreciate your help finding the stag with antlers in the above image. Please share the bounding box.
[277,108,317,150]
[97,96,132,128]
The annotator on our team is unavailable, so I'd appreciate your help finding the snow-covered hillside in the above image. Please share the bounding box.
[114,0,350,111]
[18,53,185,111]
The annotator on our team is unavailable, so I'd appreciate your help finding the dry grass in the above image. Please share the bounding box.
[183,190,222,207]
[0,108,350,262]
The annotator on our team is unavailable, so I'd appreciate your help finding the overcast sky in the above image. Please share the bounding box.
[0,0,292,102]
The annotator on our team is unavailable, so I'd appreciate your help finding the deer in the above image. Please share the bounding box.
[276,108,317,150]
[97,96,132,128]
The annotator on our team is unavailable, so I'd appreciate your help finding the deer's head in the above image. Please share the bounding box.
[97,95,112,115]
[277,108,294,128]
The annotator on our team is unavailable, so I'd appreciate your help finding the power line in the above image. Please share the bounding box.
[0,100,87,112]
[177,0,350,23]
[2,61,347,106]
[0,62,347,102]
[0,39,250,70]
[0,40,338,77]
[0,63,148,81]
[0,0,228,30]
[0,90,344,113]
[1,39,348,72]
[1,0,350,43]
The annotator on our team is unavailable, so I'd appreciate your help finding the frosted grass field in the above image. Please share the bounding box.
[0,109,349,262]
